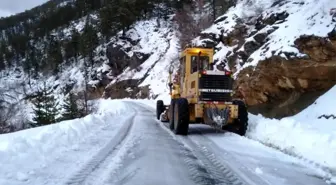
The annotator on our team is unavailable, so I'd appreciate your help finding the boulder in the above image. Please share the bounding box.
[106,42,150,76]
[234,32,336,118]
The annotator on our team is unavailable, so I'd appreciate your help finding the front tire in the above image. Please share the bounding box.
[173,98,189,135]
[231,100,248,136]
[156,100,164,120]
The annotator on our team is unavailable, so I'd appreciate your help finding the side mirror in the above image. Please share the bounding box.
[169,65,174,74]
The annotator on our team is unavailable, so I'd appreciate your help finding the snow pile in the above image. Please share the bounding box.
[193,0,336,74]
[247,86,336,177]
[294,87,336,121]
[0,99,128,184]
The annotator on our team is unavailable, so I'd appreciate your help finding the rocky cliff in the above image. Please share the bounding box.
[236,32,336,118]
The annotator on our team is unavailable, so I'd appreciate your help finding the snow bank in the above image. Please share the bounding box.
[0,99,127,152]
[0,99,128,183]
[247,86,336,178]
[293,86,336,121]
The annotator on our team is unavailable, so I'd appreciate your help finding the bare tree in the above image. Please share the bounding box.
[81,60,90,116]
[0,89,21,133]
[174,1,213,48]
[77,59,98,117]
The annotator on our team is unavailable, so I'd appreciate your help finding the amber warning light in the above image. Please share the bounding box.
[201,70,232,76]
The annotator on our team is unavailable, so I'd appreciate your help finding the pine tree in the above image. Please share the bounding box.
[47,37,64,74]
[63,31,79,64]
[0,43,6,70]
[0,53,5,71]
[61,93,83,121]
[26,42,40,78]
[0,41,13,67]
[99,6,114,41]
[31,82,59,127]
[80,18,99,67]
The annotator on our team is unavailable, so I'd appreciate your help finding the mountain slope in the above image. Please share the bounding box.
[0,0,178,131]
[103,18,180,103]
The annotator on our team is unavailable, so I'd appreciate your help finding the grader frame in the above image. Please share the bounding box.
[156,47,248,136]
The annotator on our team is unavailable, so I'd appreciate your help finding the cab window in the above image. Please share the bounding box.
[179,56,186,88]
[190,55,210,73]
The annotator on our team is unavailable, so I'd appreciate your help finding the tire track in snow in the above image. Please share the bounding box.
[65,112,137,185]
[122,102,333,185]
[154,115,246,185]
[180,137,246,185]
[141,98,261,185]
[112,102,220,185]
[188,128,271,185]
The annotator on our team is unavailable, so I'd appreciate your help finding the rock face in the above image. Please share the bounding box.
[89,32,154,100]
[234,31,336,118]
[106,42,150,76]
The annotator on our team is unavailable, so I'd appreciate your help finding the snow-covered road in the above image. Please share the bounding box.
[67,101,329,185]
[0,100,331,185]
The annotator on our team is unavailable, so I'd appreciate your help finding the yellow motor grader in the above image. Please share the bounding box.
[156,47,248,136]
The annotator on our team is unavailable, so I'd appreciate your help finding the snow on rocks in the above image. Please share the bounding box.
[193,0,336,74]
[106,18,180,101]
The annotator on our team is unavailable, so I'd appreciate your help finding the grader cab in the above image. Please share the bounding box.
[156,47,248,136]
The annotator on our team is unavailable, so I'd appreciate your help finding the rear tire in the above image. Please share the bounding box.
[231,100,248,136]
[156,100,164,120]
[173,98,189,135]
[169,99,176,130]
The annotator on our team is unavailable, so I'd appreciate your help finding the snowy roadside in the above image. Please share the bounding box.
[247,86,336,183]
[0,99,131,185]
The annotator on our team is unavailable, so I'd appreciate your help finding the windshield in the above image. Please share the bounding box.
[191,55,210,73]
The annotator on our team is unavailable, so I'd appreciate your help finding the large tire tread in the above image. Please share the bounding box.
[156,100,164,120]
[169,99,176,130]
[174,98,189,135]
[232,100,248,136]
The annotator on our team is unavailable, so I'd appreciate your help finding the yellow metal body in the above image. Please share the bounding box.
[168,47,238,124]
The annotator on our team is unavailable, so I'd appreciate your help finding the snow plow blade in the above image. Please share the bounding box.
[205,107,230,128]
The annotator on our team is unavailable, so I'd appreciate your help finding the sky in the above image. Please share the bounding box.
[0,0,49,18]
